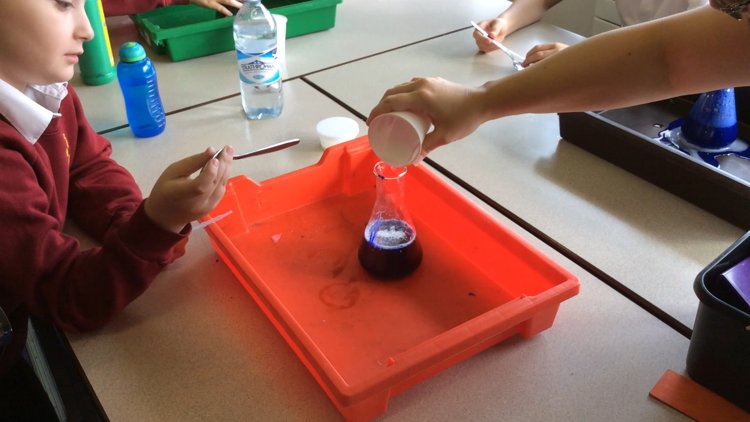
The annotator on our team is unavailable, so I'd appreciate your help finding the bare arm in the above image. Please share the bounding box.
[102,0,242,17]
[372,6,750,155]
[483,7,750,117]
[498,0,563,35]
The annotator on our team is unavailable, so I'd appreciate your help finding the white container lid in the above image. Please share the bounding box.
[316,117,360,150]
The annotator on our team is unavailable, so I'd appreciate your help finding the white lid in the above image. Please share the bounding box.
[316,117,360,149]
[368,112,429,167]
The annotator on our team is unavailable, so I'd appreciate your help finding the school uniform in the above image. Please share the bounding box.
[102,0,190,16]
[0,80,188,419]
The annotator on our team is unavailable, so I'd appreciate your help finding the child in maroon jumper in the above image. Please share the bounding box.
[0,0,234,419]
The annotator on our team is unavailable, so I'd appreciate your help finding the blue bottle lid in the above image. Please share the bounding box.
[118,42,147,63]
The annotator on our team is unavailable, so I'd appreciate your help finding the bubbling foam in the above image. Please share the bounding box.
[365,219,416,250]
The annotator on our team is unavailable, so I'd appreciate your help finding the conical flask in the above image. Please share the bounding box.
[358,162,423,278]
[682,88,738,149]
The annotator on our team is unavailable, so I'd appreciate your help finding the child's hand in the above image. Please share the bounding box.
[522,42,569,67]
[191,0,243,16]
[473,18,509,53]
[145,146,233,234]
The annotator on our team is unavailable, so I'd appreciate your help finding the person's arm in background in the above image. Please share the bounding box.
[372,6,750,158]
[474,0,563,52]
[102,0,243,17]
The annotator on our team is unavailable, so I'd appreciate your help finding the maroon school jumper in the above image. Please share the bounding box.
[0,86,187,375]
[101,0,190,16]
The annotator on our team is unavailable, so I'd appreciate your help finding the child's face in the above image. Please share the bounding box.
[0,0,94,90]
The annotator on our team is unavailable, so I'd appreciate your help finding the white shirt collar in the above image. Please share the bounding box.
[0,79,68,144]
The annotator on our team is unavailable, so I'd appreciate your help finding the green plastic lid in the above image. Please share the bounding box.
[119,41,147,62]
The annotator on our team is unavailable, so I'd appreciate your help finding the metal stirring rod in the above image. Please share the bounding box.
[211,138,301,160]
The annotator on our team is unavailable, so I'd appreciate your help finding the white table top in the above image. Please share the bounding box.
[65,1,728,420]
[103,79,367,189]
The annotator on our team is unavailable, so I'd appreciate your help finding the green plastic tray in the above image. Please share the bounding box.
[131,0,342,62]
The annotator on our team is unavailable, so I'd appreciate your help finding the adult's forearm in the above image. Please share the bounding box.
[480,6,750,120]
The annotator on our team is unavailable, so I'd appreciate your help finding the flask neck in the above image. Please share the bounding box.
[369,162,413,225]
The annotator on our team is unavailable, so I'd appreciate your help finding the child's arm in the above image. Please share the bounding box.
[101,0,188,16]
[0,88,230,333]
[474,0,563,52]
[66,88,147,240]
[66,88,232,237]
[101,0,243,17]
[0,144,169,332]
[371,6,750,158]
[190,0,243,16]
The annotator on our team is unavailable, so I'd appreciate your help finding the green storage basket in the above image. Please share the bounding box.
[131,0,342,61]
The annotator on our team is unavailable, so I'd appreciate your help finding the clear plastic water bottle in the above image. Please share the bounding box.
[116,42,166,138]
[233,0,283,120]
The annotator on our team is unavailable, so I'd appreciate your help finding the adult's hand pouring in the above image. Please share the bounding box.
[368,6,750,162]
[367,77,487,162]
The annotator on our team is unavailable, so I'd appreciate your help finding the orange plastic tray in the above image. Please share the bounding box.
[201,137,579,421]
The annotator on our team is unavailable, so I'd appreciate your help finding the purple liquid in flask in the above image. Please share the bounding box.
[358,162,422,279]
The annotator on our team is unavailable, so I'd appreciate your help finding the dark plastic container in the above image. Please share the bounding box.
[686,230,750,413]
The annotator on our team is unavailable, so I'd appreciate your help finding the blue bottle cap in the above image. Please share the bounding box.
[118,41,147,63]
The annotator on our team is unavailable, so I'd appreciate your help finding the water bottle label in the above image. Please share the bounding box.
[237,48,280,85]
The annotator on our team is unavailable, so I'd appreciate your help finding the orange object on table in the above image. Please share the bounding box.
[201,137,580,421]
[650,369,750,422]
